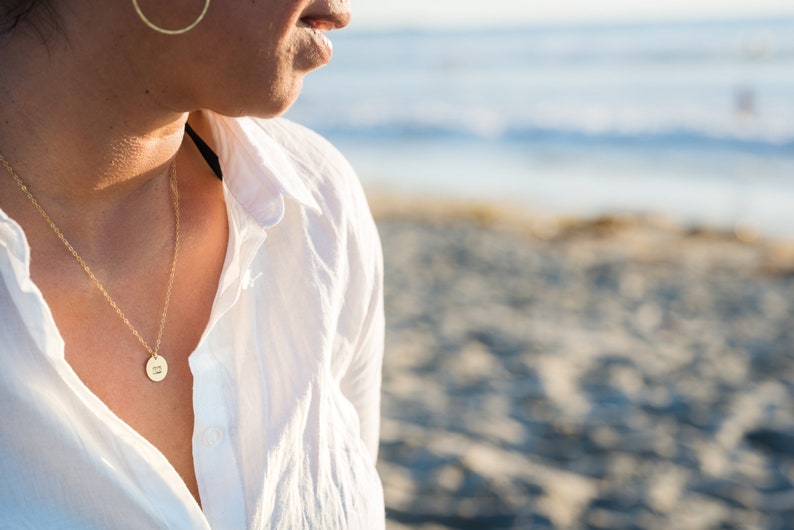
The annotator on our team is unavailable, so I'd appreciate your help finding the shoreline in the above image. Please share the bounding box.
[366,191,794,276]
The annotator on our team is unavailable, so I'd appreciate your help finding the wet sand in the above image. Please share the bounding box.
[371,194,794,530]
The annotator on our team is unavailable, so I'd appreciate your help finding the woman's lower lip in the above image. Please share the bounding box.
[309,27,334,63]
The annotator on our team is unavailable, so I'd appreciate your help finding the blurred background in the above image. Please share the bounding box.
[288,1,794,528]
[289,0,794,237]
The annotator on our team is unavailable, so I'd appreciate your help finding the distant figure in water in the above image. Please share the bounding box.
[735,86,756,117]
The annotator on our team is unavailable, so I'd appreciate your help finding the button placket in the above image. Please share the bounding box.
[190,345,246,529]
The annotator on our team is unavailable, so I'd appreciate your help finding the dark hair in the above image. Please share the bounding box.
[1,0,58,37]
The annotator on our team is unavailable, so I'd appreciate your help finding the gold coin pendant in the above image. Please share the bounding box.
[146,355,168,382]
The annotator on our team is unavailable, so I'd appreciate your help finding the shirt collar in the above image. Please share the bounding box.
[0,208,27,268]
[203,113,322,228]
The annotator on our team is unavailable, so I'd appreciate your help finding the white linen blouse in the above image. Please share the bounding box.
[0,114,385,529]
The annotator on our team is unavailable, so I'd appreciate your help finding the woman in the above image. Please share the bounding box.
[0,0,384,528]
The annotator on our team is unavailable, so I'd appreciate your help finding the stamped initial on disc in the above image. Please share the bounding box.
[146,355,168,382]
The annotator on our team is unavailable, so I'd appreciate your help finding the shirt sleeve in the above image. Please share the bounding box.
[338,215,385,463]
[330,145,385,463]
[263,116,386,463]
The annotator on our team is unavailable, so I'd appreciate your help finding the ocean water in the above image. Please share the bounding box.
[286,18,794,237]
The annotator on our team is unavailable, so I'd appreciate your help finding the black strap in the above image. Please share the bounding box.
[185,123,223,180]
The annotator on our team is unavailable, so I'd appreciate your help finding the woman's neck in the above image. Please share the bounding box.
[0,16,190,250]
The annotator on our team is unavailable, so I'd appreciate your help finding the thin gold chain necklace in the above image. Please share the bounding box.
[0,154,180,382]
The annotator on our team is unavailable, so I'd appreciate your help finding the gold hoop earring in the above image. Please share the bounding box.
[131,0,211,35]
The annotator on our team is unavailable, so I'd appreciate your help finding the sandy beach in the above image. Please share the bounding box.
[370,194,794,530]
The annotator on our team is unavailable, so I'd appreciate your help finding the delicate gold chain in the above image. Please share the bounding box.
[0,154,180,361]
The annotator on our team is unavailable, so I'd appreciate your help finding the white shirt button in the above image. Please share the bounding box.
[203,428,224,447]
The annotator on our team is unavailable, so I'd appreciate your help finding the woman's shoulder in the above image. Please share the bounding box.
[248,117,356,183]
[244,116,372,224]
